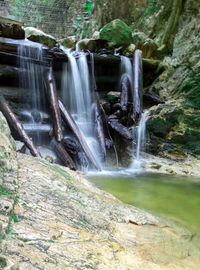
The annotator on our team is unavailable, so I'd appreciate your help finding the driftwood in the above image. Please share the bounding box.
[0,95,41,157]
[133,49,143,122]
[58,99,101,171]
[63,138,89,169]
[108,117,134,141]
[143,93,165,105]
[52,138,76,170]
[46,68,63,142]
[92,92,106,159]
[120,74,130,111]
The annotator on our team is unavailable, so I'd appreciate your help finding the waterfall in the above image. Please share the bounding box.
[136,112,147,160]
[120,56,133,89]
[18,41,47,144]
[18,42,46,111]
[61,49,102,170]
[120,53,146,170]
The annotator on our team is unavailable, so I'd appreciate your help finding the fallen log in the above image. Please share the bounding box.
[52,138,76,170]
[108,117,134,141]
[58,99,101,171]
[63,138,89,169]
[92,92,106,159]
[133,49,143,122]
[143,93,165,105]
[120,74,130,111]
[46,68,63,142]
[0,95,41,157]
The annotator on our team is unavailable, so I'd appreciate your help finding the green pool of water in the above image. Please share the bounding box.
[87,173,200,233]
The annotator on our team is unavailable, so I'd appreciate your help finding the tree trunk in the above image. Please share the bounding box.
[46,68,63,142]
[120,74,130,111]
[0,95,41,157]
[132,49,143,123]
[52,138,76,170]
[92,92,106,159]
[58,99,101,171]
[108,117,134,141]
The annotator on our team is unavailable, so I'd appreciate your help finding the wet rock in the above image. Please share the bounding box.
[0,17,25,39]
[92,31,100,40]
[132,32,158,58]
[147,101,200,158]
[147,117,171,139]
[76,38,108,52]
[106,91,121,103]
[15,140,25,153]
[25,27,56,48]
[99,19,132,47]
[45,155,54,163]
[58,36,76,49]
[143,93,165,106]
[101,100,111,114]
[31,110,42,123]
[122,43,136,57]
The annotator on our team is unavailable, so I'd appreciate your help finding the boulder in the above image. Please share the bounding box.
[132,32,157,58]
[24,27,56,48]
[122,43,136,57]
[0,17,25,39]
[58,36,76,49]
[99,19,132,47]
[76,38,108,52]
[76,38,90,51]
[92,31,100,40]
[107,91,121,103]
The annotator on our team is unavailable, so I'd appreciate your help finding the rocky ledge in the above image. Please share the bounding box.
[0,112,200,269]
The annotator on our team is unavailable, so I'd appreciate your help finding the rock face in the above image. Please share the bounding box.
[0,99,200,269]
[25,27,57,48]
[99,19,132,46]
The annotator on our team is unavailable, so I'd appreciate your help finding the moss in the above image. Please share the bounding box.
[147,117,172,138]
[99,19,132,47]
[182,68,200,109]
[0,257,6,268]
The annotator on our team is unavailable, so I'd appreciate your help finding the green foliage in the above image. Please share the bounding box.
[0,257,7,268]
[85,2,93,11]
[143,0,157,18]
[11,214,18,223]
[74,0,94,38]
[0,185,14,196]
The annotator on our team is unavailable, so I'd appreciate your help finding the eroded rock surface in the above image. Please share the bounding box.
[0,107,200,269]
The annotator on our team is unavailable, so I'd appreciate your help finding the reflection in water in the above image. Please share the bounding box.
[88,174,200,234]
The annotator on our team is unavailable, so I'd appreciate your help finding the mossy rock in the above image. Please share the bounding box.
[25,27,56,48]
[99,19,132,47]
[132,32,157,58]
[0,22,25,39]
[58,36,76,49]
[147,117,172,138]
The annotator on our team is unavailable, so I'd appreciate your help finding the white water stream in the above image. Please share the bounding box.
[120,55,146,170]
[61,49,102,170]
[18,40,47,144]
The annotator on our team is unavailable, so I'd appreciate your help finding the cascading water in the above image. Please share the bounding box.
[120,56,133,89]
[120,53,146,170]
[136,112,147,160]
[61,49,102,170]
[18,40,48,144]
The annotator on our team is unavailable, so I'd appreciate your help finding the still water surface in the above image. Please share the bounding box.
[87,173,200,233]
